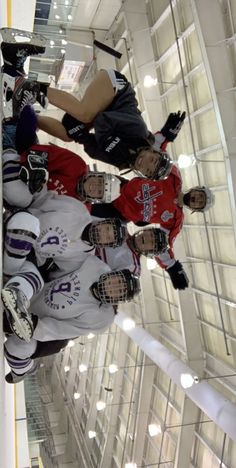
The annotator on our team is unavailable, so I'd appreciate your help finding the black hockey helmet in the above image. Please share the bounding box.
[88,218,126,247]
[131,228,168,257]
[95,269,140,304]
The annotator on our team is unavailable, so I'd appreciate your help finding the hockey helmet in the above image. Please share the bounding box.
[134,148,173,180]
[77,171,121,203]
[88,218,126,247]
[131,228,168,257]
[94,269,140,305]
[184,186,215,213]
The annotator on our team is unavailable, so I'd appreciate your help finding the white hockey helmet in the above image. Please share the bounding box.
[184,186,215,213]
[77,171,121,203]
[92,269,140,305]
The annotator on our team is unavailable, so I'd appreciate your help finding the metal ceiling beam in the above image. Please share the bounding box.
[115,311,236,442]
[190,0,236,243]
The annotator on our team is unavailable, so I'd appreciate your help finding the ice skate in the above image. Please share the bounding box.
[1,285,34,342]
[2,74,45,120]
[0,28,46,76]
[5,361,40,384]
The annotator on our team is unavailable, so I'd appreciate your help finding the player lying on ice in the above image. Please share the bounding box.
[3,255,140,383]
[1,32,185,180]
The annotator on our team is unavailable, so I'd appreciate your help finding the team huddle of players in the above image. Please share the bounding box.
[1,31,214,383]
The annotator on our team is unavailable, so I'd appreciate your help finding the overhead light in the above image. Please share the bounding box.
[143,74,157,88]
[68,14,73,20]
[55,14,60,19]
[74,392,81,400]
[65,0,69,4]
[61,39,67,45]
[67,340,75,348]
[177,154,196,169]
[53,4,57,9]
[108,364,119,374]
[64,365,70,372]
[50,40,55,46]
[146,258,157,270]
[180,373,199,389]
[125,463,137,468]
[88,430,97,439]
[87,333,95,339]
[61,49,66,54]
[148,423,162,436]
[79,364,88,373]
[96,400,106,411]
[122,318,136,331]
[59,29,63,34]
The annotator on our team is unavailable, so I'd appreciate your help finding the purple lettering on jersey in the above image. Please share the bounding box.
[41,236,60,248]
[50,282,71,301]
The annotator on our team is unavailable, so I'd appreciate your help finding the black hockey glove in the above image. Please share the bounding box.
[167,260,189,290]
[62,112,90,143]
[19,150,48,194]
[161,111,186,142]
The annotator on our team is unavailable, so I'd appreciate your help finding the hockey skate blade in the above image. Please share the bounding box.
[1,289,32,342]
[0,28,47,48]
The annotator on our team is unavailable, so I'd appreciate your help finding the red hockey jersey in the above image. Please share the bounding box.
[21,144,87,199]
[113,165,184,259]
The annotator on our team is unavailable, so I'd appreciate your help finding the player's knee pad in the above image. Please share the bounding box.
[5,211,40,259]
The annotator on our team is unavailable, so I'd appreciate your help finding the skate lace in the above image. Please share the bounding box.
[20,89,37,110]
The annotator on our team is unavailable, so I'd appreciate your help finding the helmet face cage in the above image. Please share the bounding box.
[152,151,173,180]
[134,149,172,180]
[88,218,126,247]
[97,269,140,304]
[77,172,120,203]
[133,228,168,257]
[186,186,215,213]
[76,172,105,203]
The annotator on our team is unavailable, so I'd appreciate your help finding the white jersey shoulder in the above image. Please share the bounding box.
[96,240,141,275]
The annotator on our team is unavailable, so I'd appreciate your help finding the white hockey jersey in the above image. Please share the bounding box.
[95,240,141,275]
[28,192,94,267]
[31,256,116,341]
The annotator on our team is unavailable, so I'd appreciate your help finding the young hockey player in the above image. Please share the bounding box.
[95,227,168,276]
[3,192,127,308]
[91,166,215,290]
[3,143,121,208]
[2,255,140,381]
[1,36,185,179]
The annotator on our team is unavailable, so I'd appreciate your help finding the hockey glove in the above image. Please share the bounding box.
[62,112,90,143]
[167,260,189,290]
[161,111,186,142]
[19,150,48,194]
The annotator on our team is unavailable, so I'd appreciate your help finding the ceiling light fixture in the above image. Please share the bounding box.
[55,14,60,19]
[64,365,70,372]
[96,400,106,411]
[61,49,66,54]
[67,340,75,348]
[87,333,95,339]
[61,39,67,45]
[177,154,196,169]
[143,75,157,88]
[88,430,97,439]
[146,258,157,270]
[108,363,119,374]
[122,318,136,331]
[68,14,73,20]
[148,423,162,436]
[79,364,88,373]
[74,392,81,400]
